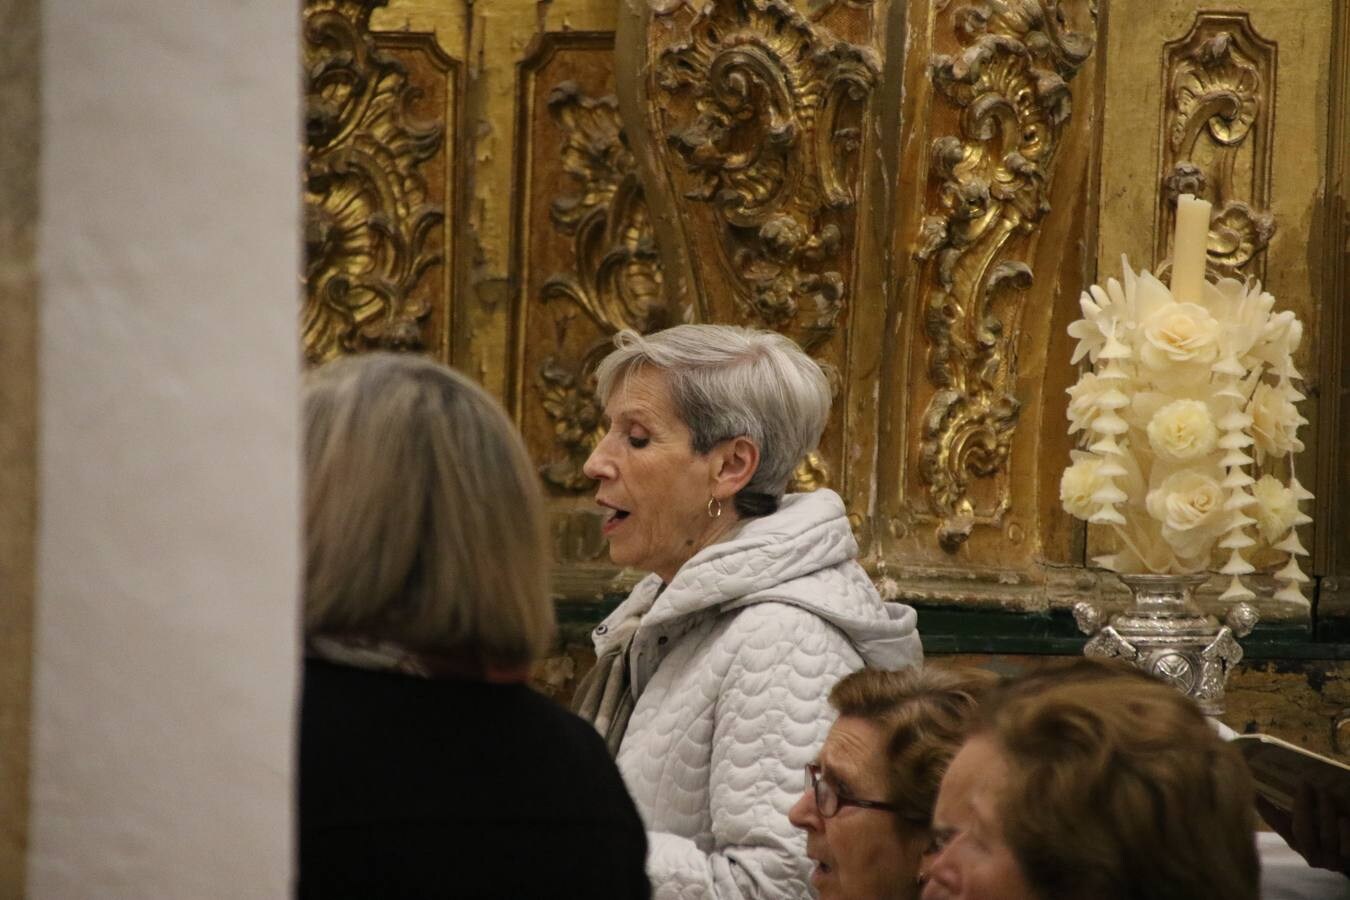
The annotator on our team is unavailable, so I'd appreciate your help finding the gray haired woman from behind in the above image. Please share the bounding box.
[574,324,922,900]
[299,352,648,899]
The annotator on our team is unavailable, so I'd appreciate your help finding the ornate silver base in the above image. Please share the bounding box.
[1074,573,1259,717]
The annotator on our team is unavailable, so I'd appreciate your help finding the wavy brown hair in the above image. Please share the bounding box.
[829,666,998,834]
[978,658,1259,900]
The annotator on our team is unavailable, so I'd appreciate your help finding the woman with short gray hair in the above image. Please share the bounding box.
[575,324,922,900]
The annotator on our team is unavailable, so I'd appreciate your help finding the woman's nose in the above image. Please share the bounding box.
[922,849,958,898]
[582,434,615,481]
[787,789,820,831]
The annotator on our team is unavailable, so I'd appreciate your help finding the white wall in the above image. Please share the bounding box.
[29,0,301,896]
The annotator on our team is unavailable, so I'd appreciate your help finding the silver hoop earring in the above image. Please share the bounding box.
[707,497,722,519]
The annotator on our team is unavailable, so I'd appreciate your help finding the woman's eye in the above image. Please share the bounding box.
[627,435,650,449]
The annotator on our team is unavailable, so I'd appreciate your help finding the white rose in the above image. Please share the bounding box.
[1146,399,1218,461]
[1252,474,1299,544]
[1140,302,1220,372]
[1060,456,1108,520]
[1145,468,1225,559]
[1248,382,1303,460]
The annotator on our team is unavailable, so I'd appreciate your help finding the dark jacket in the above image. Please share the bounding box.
[299,659,650,899]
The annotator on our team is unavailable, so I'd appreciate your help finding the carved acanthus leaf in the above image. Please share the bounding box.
[537,349,609,492]
[1159,15,1276,281]
[653,0,877,351]
[916,1,1097,551]
[302,0,445,363]
[538,84,667,492]
[541,83,666,337]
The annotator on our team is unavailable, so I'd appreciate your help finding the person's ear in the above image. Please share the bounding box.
[711,436,759,500]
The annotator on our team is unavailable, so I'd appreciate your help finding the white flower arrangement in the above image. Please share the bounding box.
[1061,195,1313,605]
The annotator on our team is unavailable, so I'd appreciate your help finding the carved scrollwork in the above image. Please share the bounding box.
[915,1,1097,551]
[652,0,878,351]
[302,0,446,364]
[542,83,667,337]
[538,83,667,491]
[537,346,610,492]
[1159,16,1276,280]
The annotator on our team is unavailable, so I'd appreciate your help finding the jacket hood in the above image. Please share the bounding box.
[592,489,921,670]
[728,580,921,670]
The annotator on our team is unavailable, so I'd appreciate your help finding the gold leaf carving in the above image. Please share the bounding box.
[537,350,609,492]
[652,0,878,351]
[541,83,666,336]
[302,0,446,364]
[805,0,878,19]
[916,0,1097,552]
[1158,16,1276,281]
[790,451,830,492]
[538,83,667,491]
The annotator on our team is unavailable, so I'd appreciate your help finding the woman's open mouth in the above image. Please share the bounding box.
[600,504,631,536]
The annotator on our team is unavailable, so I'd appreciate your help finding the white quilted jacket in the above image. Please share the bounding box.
[591,489,922,900]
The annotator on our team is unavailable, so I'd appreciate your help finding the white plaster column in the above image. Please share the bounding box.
[29,0,301,896]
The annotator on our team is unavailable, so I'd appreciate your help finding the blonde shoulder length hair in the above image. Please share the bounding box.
[303,352,554,666]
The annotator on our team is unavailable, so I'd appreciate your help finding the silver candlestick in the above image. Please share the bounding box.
[1074,573,1259,717]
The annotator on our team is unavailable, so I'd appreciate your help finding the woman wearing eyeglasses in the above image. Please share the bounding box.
[789,666,996,900]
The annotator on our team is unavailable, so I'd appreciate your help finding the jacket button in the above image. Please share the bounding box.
[657,636,668,645]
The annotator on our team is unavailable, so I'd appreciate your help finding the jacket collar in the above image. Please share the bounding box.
[592,489,856,643]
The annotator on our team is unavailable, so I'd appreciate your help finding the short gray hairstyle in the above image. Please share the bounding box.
[303,353,554,665]
[595,325,832,517]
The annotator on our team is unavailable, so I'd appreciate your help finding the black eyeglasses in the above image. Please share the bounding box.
[805,763,899,818]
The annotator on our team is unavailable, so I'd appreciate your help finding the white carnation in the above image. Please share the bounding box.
[1248,382,1303,460]
[1252,474,1299,544]
[1060,456,1108,520]
[1066,372,1114,434]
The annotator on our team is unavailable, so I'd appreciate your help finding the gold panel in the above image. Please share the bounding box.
[373,0,621,398]
[375,0,632,594]
[910,1,1098,553]
[1155,14,1276,282]
[512,34,667,499]
[872,0,1102,603]
[302,0,460,364]
[617,0,894,504]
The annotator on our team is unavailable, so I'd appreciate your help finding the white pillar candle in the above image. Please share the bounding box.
[1171,193,1212,303]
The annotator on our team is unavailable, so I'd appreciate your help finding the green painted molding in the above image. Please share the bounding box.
[553,598,1350,660]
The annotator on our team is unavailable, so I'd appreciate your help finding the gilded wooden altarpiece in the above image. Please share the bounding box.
[879,0,1101,606]
[302,0,1349,629]
[303,0,461,364]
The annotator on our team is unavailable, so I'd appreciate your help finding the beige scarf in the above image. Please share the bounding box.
[570,615,641,757]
